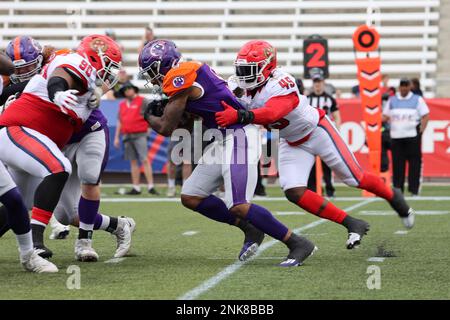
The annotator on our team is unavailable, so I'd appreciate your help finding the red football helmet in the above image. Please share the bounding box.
[76,34,122,89]
[234,40,277,89]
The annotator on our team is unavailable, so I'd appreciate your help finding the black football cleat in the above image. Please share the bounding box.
[389,188,415,229]
[148,188,160,195]
[343,216,370,249]
[279,234,317,267]
[238,223,265,261]
[126,188,141,195]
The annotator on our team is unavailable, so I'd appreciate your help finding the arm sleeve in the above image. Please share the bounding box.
[61,66,88,91]
[417,97,430,116]
[47,76,69,102]
[251,92,299,125]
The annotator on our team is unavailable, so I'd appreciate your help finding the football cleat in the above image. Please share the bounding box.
[112,216,136,258]
[389,188,415,228]
[21,249,58,273]
[343,216,370,249]
[75,239,99,262]
[279,234,317,267]
[49,216,70,240]
[166,186,176,198]
[238,223,265,261]
[401,208,415,229]
[35,245,53,259]
[239,243,259,262]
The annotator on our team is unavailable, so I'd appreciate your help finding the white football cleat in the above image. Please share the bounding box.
[49,216,70,240]
[166,186,176,198]
[74,239,99,262]
[112,216,136,258]
[20,249,58,273]
[401,208,415,229]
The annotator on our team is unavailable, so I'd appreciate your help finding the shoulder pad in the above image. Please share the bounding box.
[163,61,202,97]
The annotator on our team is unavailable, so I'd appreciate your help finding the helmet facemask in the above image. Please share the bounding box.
[10,55,43,83]
[234,57,271,90]
[139,60,163,88]
[95,48,121,90]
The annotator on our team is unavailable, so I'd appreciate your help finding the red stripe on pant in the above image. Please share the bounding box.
[7,126,65,174]
[318,119,393,201]
[318,117,364,184]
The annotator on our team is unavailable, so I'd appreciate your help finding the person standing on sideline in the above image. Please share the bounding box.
[383,78,429,196]
[114,81,159,195]
[307,70,341,198]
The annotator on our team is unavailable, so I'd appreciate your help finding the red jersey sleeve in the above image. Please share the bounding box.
[251,92,299,125]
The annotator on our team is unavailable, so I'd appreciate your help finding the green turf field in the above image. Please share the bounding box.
[0,185,449,300]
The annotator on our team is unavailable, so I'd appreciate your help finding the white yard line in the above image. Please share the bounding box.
[177,198,376,300]
[359,210,449,216]
[101,196,450,203]
[182,231,199,236]
[367,257,385,262]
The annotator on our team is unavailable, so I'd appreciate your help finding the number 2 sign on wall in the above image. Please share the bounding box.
[303,34,329,79]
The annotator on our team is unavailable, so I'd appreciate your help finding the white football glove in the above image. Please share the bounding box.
[0,94,17,114]
[53,89,79,113]
[87,86,103,109]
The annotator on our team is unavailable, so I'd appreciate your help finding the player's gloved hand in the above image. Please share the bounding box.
[87,86,103,109]
[215,101,238,127]
[144,99,165,119]
[53,89,79,113]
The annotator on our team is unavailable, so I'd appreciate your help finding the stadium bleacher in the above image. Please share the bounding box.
[0,0,440,97]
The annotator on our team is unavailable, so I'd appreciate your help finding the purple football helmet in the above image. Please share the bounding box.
[138,39,181,87]
[6,36,43,83]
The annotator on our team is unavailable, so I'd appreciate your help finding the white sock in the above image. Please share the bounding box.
[99,214,110,231]
[79,222,94,231]
[30,219,47,227]
[133,185,141,192]
[168,179,175,188]
[15,231,33,254]
[148,184,154,190]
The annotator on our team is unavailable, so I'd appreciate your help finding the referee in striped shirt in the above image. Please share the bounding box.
[307,71,341,197]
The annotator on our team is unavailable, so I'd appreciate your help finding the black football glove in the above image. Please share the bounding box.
[144,98,168,120]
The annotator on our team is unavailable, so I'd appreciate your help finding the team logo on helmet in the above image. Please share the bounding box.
[172,76,185,88]
[150,42,165,57]
[264,47,274,59]
[31,39,42,52]
[90,38,108,52]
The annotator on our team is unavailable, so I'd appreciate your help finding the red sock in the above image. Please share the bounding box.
[297,189,347,224]
[358,172,394,201]
[31,207,52,225]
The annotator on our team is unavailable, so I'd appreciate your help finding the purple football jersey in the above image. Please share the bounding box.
[184,64,246,129]
[68,109,108,144]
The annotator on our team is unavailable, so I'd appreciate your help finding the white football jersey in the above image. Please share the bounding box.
[23,52,97,122]
[245,68,319,143]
